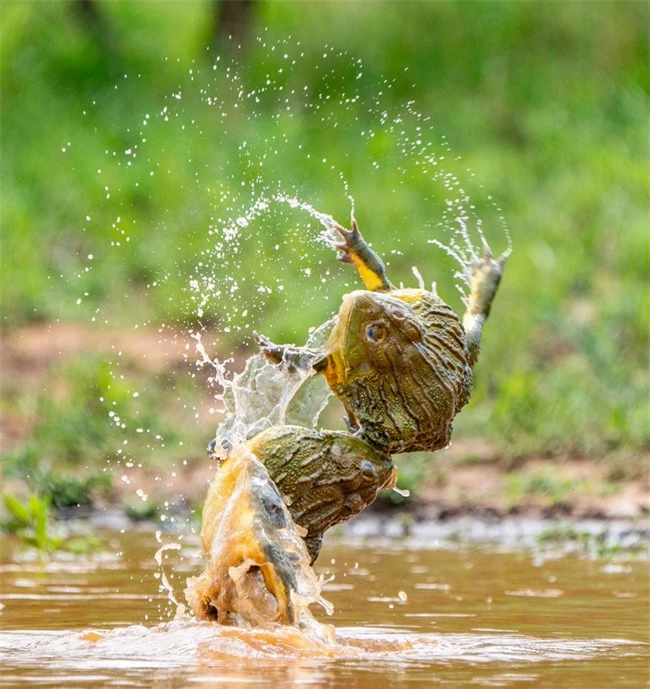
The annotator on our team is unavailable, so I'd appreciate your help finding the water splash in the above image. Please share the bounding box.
[1,624,640,666]
[153,532,184,616]
[67,36,512,566]
[192,313,334,459]
[429,216,513,303]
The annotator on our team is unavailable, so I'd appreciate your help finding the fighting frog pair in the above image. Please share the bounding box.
[220,219,507,562]
[186,218,507,626]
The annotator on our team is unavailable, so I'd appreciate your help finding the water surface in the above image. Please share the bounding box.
[1,528,647,688]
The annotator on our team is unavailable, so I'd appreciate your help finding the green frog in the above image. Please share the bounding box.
[210,218,508,562]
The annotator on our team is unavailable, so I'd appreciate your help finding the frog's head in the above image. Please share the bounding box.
[324,290,424,381]
[314,290,428,402]
[315,289,469,454]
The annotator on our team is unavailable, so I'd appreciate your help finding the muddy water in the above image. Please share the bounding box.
[0,528,648,688]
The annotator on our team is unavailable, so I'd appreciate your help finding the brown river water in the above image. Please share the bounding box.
[1,524,648,688]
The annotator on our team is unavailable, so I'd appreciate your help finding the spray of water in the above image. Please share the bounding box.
[67,36,510,617]
[192,314,335,458]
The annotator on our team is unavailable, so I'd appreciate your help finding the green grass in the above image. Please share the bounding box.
[3,492,103,554]
[505,471,586,508]
[1,0,648,482]
[536,522,645,558]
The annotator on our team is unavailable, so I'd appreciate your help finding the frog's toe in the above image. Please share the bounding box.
[253,331,285,365]
[480,236,494,261]
[336,250,354,265]
[343,415,360,434]
[333,225,354,262]
[333,220,352,242]
[468,237,508,284]
[478,236,511,269]
[252,330,270,348]
[497,246,512,267]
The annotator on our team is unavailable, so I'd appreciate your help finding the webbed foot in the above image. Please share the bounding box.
[333,218,364,265]
[466,238,509,317]
[463,238,510,367]
[333,217,393,292]
[253,331,318,375]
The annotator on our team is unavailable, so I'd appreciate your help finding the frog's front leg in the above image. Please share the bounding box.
[253,331,321,375]
[334,218,393,293]
[463,238,509,368]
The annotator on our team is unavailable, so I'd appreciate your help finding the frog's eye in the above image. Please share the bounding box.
[366,323,387,343]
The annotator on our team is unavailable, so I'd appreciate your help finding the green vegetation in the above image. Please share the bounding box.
[1,1,648,510]
[3,493,62,552]
[124,496,160,521]
[536,521,644,557]
[506,470,586,508]
[3,492,102,554]
[1,354,202,510]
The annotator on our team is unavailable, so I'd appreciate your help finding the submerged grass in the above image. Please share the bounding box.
[1,1,648,501]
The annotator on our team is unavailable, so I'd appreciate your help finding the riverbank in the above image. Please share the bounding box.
[2,323,649,526]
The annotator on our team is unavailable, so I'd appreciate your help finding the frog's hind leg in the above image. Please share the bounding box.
[462,238,509,368]
[334,218,393,292]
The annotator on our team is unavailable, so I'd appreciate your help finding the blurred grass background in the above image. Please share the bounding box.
[1,0,648,508]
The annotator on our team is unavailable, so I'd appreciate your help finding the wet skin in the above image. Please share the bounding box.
[216,219,508,562]
[186,446,327,626]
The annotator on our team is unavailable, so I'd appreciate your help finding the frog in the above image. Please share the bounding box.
[185,443,332,628]
[209,217,507,562]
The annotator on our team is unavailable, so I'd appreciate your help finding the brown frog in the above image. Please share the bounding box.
[185,444,331,627]
[210,218,508,562]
